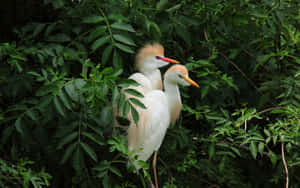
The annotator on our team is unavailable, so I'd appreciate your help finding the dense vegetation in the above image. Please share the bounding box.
[0,0,299,187]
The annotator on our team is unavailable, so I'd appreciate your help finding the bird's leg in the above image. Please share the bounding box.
[152,151,159,188]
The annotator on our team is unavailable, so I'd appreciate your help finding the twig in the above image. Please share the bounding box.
[244,119,247,131]
[203,31,258,91]
[219,52,260,91]
[242,49,270,72]
[204,31,209,42]
[258,107,281,115]
[281,142,289,188]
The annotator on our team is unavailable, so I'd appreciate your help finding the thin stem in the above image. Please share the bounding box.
[258,107,281,115]
[218,51,259,91]
[94,0,114,43]
[152,151,159,188]
[281,142,289,188]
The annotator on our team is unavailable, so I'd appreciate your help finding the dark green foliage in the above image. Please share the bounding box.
[0,0,299,187]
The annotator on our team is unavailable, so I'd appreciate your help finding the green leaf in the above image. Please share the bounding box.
[230,146,241,157]
[47,34,71,43]
[258,142,264,157]
[264,129,271,137]
[117,93,126,115]
[122,100,130,116]
[65,80,85,102]
[115,43,134,54]
[129,98,146,109]
[61,142,77,164]
[219,156,226,172]
[208,143,215,160]
[109,166,122,177]
[166,4,182,13]
[156,0,168,10]
[26,109,37,121]
[269,150,277,166]
[113,34,136,46]
[118,79,139,88]
[250,141,257,159]
[80,142,98,162]
[53,96,65,116]
[15,117,23,135]
[111,22,135,32]
[82,15,104,23]
[82,132,104,146]
[124,89,144,98]
[130,105,139,125]
[150,22,161,39]
[102,175,110,188]
[102,45,113,65]
[91,35,110,51]
[112,49,122,68]
[58,89,72,110]
[33,23,46,37]
[72,147,84,172]
[201,86,209,99]
[108,14,128,21]
[100,106,112,125]
[88,26,107,42]
[112,87,119,105]
[57,132,78,149]
[45,22,57,36]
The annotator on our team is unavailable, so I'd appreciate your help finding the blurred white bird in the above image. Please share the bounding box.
[128,64,199,188]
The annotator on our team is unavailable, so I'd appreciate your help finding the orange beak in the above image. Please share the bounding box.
[183,76,199,88]
[156,56,180,64]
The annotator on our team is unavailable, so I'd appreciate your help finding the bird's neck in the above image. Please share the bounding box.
[164,79,182,124]
[143,69,163,90]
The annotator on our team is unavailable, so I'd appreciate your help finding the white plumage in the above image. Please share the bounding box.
[128,65,199,172]
[113,43,179,129]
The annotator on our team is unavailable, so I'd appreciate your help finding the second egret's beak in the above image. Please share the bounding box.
[183,76,199,88]
[156,56,180,64]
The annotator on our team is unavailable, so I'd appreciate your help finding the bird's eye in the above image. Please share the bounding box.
[179,74,183,79]
[155,56,161,60]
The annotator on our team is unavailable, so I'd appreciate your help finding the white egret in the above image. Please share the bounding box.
[128,65,199,188]
[114,43,179,129]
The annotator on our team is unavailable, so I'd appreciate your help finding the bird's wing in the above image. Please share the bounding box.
[129,90,170,162]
